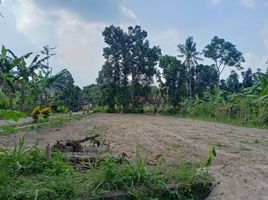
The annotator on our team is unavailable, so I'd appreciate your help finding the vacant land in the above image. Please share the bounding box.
[0,113,267,200]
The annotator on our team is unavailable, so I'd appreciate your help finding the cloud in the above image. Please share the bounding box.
[120,5,137,21]
[211,0,222,5]
[13,0,107,86]
[55,10,107,86]
[243,52,268,71]
[151,29,183,56]
[240,0,255,8]
[15,0,58,45]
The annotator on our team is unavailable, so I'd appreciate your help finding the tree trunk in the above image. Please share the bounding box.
[131,75,135,112]
[189,68,192,98]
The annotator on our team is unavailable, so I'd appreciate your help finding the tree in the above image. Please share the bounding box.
[97,25,161,112]
[82,84,102,107]
[98,25,126,111]
[126,26,161,111]
[203,36,245,82]
[242,68,253,88]
[219,79,228,91]
[178,37,203,98]
[159,55,187,108]
[227,70,241,93]
[195,64,219,96]
[97,62,117,112]
[40,45,56,76]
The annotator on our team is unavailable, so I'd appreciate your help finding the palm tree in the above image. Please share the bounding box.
[178,37,203,98]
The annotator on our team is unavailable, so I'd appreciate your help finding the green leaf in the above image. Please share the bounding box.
[1,45,7,57]
[211,146,216,157]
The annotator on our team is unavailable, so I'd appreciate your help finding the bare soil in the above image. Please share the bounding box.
[0,113,267,200]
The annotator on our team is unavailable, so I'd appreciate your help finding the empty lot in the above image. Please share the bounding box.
[0,113,267,200]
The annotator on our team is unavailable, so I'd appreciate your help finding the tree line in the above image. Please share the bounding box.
[96,25,266,113]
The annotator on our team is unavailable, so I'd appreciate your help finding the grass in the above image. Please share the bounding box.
[0,114,85,135]
[0,125,18,135]
[0,139,214,200]
[158,112,268,130]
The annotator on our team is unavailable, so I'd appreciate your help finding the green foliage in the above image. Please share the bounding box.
[56,105,69,113]
[0,140,214,200]
[97,25,161,112]
[92,106,108,113]
[203,36,245,78]
[0,109,26,122]
[0,125,17,135]
[159,55,187,108]
[205,146,217,167]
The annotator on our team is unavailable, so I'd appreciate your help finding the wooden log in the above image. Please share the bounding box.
[52,134,100,152]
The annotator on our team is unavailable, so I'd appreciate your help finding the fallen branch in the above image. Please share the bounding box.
[52,134,100,152]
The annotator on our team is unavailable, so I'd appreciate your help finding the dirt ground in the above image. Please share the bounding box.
[0,113,268,200]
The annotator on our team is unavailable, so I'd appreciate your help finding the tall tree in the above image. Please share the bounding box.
[126,26,161,111]
[97,62,117,112]
[203,36,245,82]
[159,55,187,108]
[97,25,161,112]
[99,26,127,112]
[178,36,203,98]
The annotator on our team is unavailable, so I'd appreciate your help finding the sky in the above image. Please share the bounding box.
[0,0,268,87]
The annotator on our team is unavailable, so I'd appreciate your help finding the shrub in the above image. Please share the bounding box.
[41,107,52,119]
[31,106,41,121]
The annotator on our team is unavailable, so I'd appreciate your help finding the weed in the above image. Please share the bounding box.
[0,138,215,200]
[0,125,17,135]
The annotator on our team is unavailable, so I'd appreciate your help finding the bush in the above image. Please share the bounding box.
[31,106,41,121]
[41,107,52,119]
[92,106,108,113]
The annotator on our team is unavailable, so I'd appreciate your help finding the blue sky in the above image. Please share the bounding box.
[0,0,268,86]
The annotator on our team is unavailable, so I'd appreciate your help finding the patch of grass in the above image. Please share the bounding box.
[169,143,183,149]
[0,125,18,135]
[20,115,85,133]
[92,106,108,113]
[161,113,268,129]
[0,140,215,200]
[168,162,214,185]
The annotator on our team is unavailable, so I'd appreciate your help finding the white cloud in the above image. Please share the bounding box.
[243,52,267,71]
[13,0,107,86]
[151,29,182,56]
[120,5,137,21]
[151,30,182,46]
[211,0,221,5]
[15,0,58,45]
[55,10,107,86]
[240,0,255,8]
